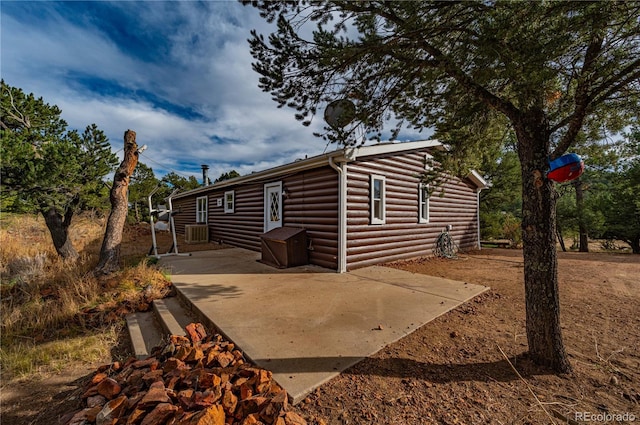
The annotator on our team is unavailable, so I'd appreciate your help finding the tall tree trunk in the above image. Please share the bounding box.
[630,235,640,254]
[516,114,572,374]
[556,219,567,252]
[42,206,79,260]
[94,130,138,275]
[574,178,589,252]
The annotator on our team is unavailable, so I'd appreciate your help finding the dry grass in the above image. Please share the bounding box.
[0,213,172,381]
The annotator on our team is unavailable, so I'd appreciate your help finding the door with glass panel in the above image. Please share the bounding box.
[264,182,282,232]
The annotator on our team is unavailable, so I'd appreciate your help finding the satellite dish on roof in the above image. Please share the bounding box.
[324,99,356,129]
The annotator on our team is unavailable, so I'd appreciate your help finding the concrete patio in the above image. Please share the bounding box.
[160,248,488,403]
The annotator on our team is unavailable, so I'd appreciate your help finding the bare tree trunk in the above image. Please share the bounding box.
[574,178,589,252]
[134,201,140,223]
[94,130,138,275]
[515,113,572,374]
[42,206,79,260]
[556,219,567,252]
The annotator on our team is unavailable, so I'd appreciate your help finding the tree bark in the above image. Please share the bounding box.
[573,179,589,252]
[42,206,79,260]
[515,113,572,374]
[94,130,138,275]
[630,235,640,254]
[556,220,567,252]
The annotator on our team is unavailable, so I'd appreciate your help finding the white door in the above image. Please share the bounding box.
[264,182,282,232]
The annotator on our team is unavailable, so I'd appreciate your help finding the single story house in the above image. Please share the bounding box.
[171,140,487,272]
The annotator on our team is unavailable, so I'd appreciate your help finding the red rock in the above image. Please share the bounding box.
[283,412,307,425]
[241,413,261,425]
[192,387,222,409]
[205,349,221,367]
[82,384,99,399]
[255,370,272,394]
[240,383,253,400]
[185,323,207,343]
[92,372,109,384]
[139,381,170,407]
[140,403,178,425]
[85,405,103,422]
[164,357,186,374]
[183,404,225,425]
[185,347,204,363]
[131,357,157,369]
[64,409,91,425]
[216,351,235,368]
[170,335,190,345]
[96,395,128,425]
[97,378,122,399]
[175,346,193,361]
[125,408,147,425]
[86,394,107,408]
[240,396,268,416]
[212,373,222,388]
[261,390,288,419]
[221,390,238,415]
[142,369,164,385]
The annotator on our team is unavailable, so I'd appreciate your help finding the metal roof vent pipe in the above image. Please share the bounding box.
[201,164,210,186]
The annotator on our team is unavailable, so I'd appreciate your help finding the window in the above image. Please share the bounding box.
[224,190,235,214]
[196,196,208,224]
[419,183,430,223]
[370,175,386,225]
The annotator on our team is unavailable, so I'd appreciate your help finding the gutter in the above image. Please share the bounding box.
[328,156,347,273]
[470,171,489,249]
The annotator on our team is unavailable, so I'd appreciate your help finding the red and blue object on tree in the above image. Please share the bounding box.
[547,153,584,183]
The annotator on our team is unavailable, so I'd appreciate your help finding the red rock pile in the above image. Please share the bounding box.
[61,323,307,425]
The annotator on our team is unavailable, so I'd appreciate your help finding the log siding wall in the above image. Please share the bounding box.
[345,150,479,270]
[172,149,480,272]
[172,166,339,270]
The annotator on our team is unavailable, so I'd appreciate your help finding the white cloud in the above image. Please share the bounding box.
[2,1,419,184]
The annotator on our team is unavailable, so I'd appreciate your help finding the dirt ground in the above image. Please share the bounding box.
[2,247,638,425]
[297,249,640,424]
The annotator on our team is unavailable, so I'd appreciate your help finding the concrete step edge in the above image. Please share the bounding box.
[125,312,163,360]
[152,297,195,338]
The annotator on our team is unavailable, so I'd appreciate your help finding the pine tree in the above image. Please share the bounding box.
[1,81,118,259]
[246,1,640,372]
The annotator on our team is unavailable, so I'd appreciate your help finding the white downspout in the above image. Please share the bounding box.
[476,188,483,249]
[329,156,347,273]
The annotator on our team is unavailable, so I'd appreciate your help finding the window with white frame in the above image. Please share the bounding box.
[419,183,430,223]
[196,196,208,224]
[224,190,235,214]
[370,174,386,225]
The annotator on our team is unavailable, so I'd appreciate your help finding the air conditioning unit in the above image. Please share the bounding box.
[185,224,209,244]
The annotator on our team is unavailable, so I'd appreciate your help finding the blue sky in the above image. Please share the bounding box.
[2,1,424,182]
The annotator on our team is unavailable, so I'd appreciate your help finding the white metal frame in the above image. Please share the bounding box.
[148,187,191,259]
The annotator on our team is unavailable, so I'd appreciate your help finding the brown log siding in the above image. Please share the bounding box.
[172,166,339,269]
[345,150,479,270]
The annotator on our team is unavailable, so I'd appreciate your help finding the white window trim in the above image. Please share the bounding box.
[424,153,434,170]
[224,190,235,214]
[196,196,208,224]
[370,174,386,225]
[419,183,430,224]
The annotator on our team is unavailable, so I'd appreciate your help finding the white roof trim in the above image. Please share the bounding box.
[344,139,442,160]
[174,140,443,199]
[468,169,489,189]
